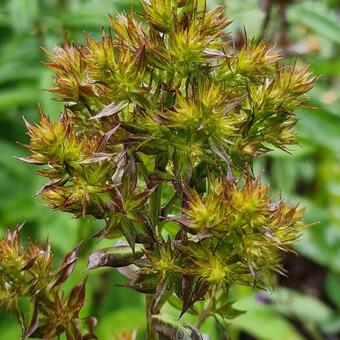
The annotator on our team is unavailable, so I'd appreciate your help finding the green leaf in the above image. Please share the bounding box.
[296,212,340,273]
[215,301,245,320]
[297,108,340,152]
[0,64,40,85]
[0,87,40,112]
[120,216,137,251]
[96,307,145,338]
[7,0,39,33]
[325,273,340,309]
[289,4,340,45]
[311,59,340,76]
[233,296,303,340]
[271,288,333,326]
[271,158,297,196]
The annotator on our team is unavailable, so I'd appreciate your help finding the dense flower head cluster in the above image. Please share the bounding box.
[0,225,96,339]
[11,0,315,337]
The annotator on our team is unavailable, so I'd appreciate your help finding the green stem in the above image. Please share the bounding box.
[196,308,210,329]
[146,294,158,340]
[259,1,273,40]
[150,183,161,227]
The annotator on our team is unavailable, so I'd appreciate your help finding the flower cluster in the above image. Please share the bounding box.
[0,225,96,339]
[124,174,304,316]
[15,0,315,336]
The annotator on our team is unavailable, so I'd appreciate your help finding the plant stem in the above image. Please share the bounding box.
[146,156,162,339]
[196,303,212,329]
[259,1,273,40]
[146,294,158,340]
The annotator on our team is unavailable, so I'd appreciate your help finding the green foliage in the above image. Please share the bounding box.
[0,0,339,339]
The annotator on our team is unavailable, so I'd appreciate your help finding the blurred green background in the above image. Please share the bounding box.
[0,0,339,338]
